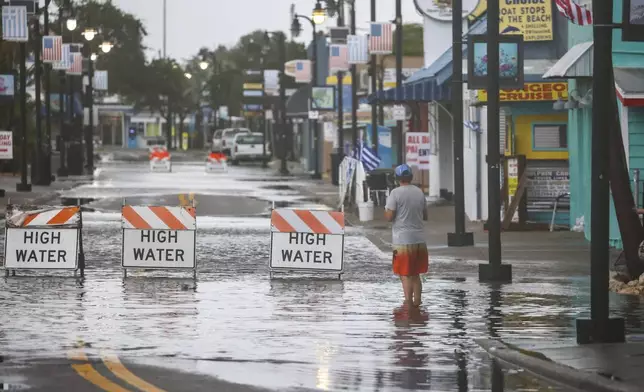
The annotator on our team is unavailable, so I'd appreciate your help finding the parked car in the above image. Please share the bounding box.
[221,128,250,156]
[230,132,270,165]
[211,129,224,152]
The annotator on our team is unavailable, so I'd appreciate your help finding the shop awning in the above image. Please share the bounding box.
[615,68,644,107]
[542,41,593,79]
[286,85,311,118]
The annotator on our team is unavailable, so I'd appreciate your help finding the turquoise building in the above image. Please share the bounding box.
[545,1,644,247]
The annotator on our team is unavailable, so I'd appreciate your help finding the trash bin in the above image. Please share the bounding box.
[331,152,342,186]
[67,143,84,175]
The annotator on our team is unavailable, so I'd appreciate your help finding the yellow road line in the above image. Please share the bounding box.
[101,353,167,392]
[71,363,133,392]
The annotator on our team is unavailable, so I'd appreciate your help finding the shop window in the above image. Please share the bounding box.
[532,124,567,150]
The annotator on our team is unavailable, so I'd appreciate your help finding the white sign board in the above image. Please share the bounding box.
[405,132,431,170]
[122,230,196,269]
[150,160,171,172]
[309,110,319,120]
[0,131,13,159]
[270,232,344,272]
[4,228,79,269]
[393,105,406,121]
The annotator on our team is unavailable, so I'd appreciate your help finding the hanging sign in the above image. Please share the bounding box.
[499,0,553,42]
[0,131,13,159]
[405,132,430,170]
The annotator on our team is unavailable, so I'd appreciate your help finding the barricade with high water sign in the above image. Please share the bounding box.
[206,152,227,172]
[149,146,171,172]
[121,200,197,279]
[3,203,85,277]
[269,208,345,279]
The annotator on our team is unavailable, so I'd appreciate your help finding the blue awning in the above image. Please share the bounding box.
[367,17,487,104]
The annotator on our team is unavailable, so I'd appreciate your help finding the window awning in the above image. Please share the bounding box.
[542,41,593,79]
[615,68,644,107]
[367,78,451,104]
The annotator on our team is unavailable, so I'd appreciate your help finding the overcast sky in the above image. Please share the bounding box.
[110,0,424,62]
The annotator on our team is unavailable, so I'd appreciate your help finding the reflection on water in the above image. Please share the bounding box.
[391,305,430,390]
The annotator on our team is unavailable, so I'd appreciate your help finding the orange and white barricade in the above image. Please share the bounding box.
[149,146,172,172]
[269,208,345,278]
[121,203,197,278]
[4,204,84,276]
[206,152,227,172]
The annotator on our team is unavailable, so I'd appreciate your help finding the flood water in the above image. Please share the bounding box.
[1,159,643,391]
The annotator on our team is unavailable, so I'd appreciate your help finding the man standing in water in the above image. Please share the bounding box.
[385,164,428,307]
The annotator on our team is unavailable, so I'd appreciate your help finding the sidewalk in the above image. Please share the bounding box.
[479,339,643,392]
[0,174,90,217]
[294,177,620,278]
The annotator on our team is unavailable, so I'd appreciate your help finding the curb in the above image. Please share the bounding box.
[477,339,641,392]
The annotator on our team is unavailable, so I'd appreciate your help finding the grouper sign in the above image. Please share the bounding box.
[121,205,196,269]
[270,209,345,272]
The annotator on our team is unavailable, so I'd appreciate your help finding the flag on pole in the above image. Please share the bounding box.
[67,53,83,75]
[554,0,593,25]
[329,44,349,73]
[2,6,29,42]
[347,35,369,64]
[294,60,311,83]
[93,70,108,91]
[52,44,72,70]
[369,22,393,54]
[354,141,381,172]
[42,36,63,63]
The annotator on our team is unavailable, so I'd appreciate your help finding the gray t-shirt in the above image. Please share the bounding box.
[385,185,426,245]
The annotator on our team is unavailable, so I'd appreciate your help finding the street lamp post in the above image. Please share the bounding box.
[293,4,325,179]
[32,2,42,186]
[278,33,289,175]
[395,0,403,165]
[41,0,53,185]
[83,27,96,175]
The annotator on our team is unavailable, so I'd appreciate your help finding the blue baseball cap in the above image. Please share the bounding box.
[395,164,412,177]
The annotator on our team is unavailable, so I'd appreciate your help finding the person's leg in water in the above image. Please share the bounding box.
[412,275,422,307]
[400,275,414,304]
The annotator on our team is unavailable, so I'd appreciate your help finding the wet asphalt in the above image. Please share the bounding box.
[1,155,644,391]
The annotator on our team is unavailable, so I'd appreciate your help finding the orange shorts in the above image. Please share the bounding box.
[392,243,429,276]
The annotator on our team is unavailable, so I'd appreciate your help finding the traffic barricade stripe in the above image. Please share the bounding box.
[122,206,196,230]
[10,206,81,227]
[47,206,81,225]
[149,206,187,230]
[271,209,344,234]
[122,206,152,230]
[293,210,331,234]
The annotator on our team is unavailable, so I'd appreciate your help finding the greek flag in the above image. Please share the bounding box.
[354,142,381,172]
[2,6,29,42]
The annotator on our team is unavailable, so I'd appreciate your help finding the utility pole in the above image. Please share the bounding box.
[85,45,94,174]
[17,42,31,192]
[58,6,67,177]
[576,0,625,344]
[336,0,345,158]
[32,2,42,185]
[447,0,474,247]
[278,32,289,175]
[163,0,167,58]
[478,0,511,282]
[311,22,321,179]
[395,0,403,165]
[350,0,358,154]
[42,0,52,185]
[370,0,378,153]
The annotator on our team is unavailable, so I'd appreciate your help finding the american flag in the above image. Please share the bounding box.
[347,35,369,64]
[67,53,83,75]
[42,36,63,63]
[294,60,311,83]
[329,44,349,73]
[93,70,108,91]
[52,43,71,70]
[369,22,393,54]
[2,6,29,42]
[554,0,593,25]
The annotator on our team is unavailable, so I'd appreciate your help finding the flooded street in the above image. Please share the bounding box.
[1,157,643,391]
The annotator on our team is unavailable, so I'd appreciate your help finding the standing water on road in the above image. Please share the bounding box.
[1,160,643,391]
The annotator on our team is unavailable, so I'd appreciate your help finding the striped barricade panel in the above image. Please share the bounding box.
[271,209,345,235]
[206,153,227,172]
[121,206,196,231]
[4,205,82,270]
